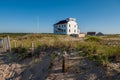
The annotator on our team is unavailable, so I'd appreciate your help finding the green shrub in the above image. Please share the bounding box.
[12,47,32,60]
[12,47,27,53]
[50,53,57,60]
[85,36,101,42]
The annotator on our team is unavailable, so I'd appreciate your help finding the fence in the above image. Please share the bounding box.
[0,36,11,53]
[0,36,36,54]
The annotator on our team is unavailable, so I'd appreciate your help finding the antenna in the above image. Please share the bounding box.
[37,16,39,33]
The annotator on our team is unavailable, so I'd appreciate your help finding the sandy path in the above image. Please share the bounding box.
[46,56,120,80]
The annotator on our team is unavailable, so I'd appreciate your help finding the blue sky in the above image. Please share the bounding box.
[0,0,120,34]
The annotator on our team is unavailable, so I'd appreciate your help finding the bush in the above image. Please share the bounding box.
[12,47,32,60]
[12,47,27,54]
[85,36,101,42]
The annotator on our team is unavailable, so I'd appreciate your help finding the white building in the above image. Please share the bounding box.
[53,18,80,35]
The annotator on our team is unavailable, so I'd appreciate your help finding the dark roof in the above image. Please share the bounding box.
[54,20,68,25]
[96,32,104,36]
[87,32,96,35]
[87,32,96,34]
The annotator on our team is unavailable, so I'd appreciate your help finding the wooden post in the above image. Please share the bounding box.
[14,41,16,48]
[106,64,111,80]
[62,52,68,73]
[2,38,7,52]
[1,39,5,52]
[7,36,11,53]
[21,43,24,48]
[116,56,120,62]
[31,42,34,55]
[2,39,4,52]
[62,55,65,73]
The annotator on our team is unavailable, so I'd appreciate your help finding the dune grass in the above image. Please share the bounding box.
[2,33,119,65]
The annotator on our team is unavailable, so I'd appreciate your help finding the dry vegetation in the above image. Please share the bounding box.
[0,33,120,65]
[0,33,120,79]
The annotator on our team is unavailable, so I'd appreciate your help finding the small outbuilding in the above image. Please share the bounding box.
[87,32,96,36]
[70,33,86,38]
[77,33,86,37]
[96,32,104,36]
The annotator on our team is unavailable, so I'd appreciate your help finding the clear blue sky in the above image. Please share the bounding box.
[0,0,120,34]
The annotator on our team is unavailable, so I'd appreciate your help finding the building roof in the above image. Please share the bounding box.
[54,20,68,25]
[54,18,76,25]
[87,32,96,36]
[96,32,104,36]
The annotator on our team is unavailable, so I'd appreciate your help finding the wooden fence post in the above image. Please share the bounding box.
[3,38,7,52]
[14,41,16,48]
[21,43,24,48]
[62,55,66,73]
[62,53,68,73]
[7,36,11,53]
[1,39,6,52]
[31,42,34,55]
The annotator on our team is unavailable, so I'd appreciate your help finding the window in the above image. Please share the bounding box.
[64,29,66,32]
[69,24,70,27]
[69,29,70,32]
[63,25,65,28]
[61,25,63,27]
[62,29,63,32]
[74,30,76,32]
